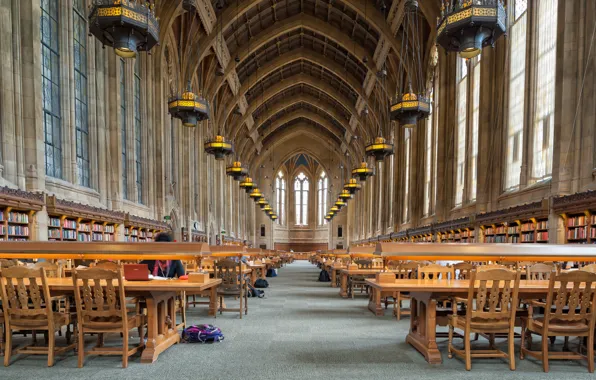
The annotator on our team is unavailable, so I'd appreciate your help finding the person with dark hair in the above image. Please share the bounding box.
[140,232,185,278]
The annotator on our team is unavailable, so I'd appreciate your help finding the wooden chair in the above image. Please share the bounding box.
[0,266,76,367]
[520,271,596,373]
[93,261,120,270]
[72,267,144,368]
[453,262,474,280]
[448,268,521,371]
[477,264,510,271]
[214,259,248,319]
[579,263,596,273]
[419,263,455,280]
[393,262,419,320]
[526,263,556,280]
[348,259,373,299]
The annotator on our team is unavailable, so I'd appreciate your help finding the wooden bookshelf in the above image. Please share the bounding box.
[0,187,44,241]
[553,190,596,244]
[124,214,168,242]
[434,217,474,244]
[46,196,124,242]
[409,225,434,243]
[476,200,549,244]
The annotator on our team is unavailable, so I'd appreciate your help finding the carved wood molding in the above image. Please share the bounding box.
[409,224,433,236]
[125,213,169,231]
[476,199,549,225]
[0,186,44,211]
[46,195,125,223]
[552,190,596,215]
[434,216,473,232]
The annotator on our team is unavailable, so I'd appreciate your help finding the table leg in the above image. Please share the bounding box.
[339,273,348,298]
[141,291,181,364]
[331,269,337,288]
[261,267,266,280]
[208,285,217,316]
[367,287,384,316]
[405,292,442,364]
[250,269,257,286]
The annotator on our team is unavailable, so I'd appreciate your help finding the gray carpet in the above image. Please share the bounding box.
[0,261,594,379]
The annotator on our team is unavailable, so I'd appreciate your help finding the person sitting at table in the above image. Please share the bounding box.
[140,232,185,278]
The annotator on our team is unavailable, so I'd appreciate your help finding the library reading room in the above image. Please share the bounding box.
[0,0,595,379]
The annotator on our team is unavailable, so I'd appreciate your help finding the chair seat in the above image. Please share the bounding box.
[527,317,590,334]
[83,314,142,331]
[450,315,511,331]
[10,312,68,329]
[217,288,242,296]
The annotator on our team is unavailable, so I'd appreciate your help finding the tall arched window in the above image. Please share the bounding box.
[294,172,309,226]
[276,172,286,225]
[74,0,89,187]
[317,171,328,225]
[134,57,143,203]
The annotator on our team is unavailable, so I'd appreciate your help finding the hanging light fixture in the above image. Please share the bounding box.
[271,214,278,221]
[330,206,339,213]
[325,214,333,221]
[335,199,346,209]
[437,0,506,59]
[240,176,256,192]
[365,136,394,161]
[89,0,159,58]
[226,161,249,181]
[169,82,210,127]
[263,205,272,212]
[257,197,268,208]
[204,135,234,160]
[338,189,353,201]
[352,162,375,181]
[390,0,431,128]
[344,178,362,194]
[249,187,263,201]
[328,210,335,216]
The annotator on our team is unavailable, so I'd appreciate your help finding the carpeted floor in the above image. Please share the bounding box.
[0,260,594,379]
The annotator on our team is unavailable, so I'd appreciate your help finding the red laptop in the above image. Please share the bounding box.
[123,264,149,281]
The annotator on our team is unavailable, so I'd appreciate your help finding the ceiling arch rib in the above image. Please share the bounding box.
[221,49,378,134]
[229,74,371,143]
[259,110,344,148]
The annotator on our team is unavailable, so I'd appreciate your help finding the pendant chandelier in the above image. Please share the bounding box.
[330,206,339,213]
[239,177,256,192]
[263,205,272,212]
[335,199,346,209]
[437,0,507,59]
[168,82,210,127]
[338,189,353,201]
[325,214,332,221]
[328,210,335,216]
[89,0,159,58]
[204,135,234,160]
[365,137,394,161]
[249,188,263,201]
[226,161,249,181]
[390,0,431,128]
[344,178,361,194]
[352,161,375,182]
[257,197,268,208]
[271,214,278,221]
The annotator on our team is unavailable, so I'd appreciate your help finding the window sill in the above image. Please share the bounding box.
[45,177,101,200]
[498,179,552,202]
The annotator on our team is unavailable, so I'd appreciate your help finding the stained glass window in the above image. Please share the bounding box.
[294,172,309,225]
[41,0,62,178]
[317,172,328,225]
[276,171,286,225]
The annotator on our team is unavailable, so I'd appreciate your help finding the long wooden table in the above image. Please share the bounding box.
[338,268,388,298]
[365,278,554,365]
[247,263,266,284]
[44,277,221,364]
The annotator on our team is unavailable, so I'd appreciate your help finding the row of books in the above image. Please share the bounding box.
[7,211,29,223]
[7,225,28,236]
[485,226,508,235]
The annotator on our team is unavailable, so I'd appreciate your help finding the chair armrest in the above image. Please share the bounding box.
[452,297,468,304]
[529,300,547,308]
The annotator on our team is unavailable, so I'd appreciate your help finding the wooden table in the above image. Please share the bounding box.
[365,278,553,365]
[338,268,389,298]
[44,277,221,364]
[329,264,346,288]
[247,263,265,284]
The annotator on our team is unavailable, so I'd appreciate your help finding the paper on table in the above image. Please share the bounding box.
[148,275,169,280]
[76,265,88,269]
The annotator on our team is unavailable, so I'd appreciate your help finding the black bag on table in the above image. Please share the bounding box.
[254,278,269,288]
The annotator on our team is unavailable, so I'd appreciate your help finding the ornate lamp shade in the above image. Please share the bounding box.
[226,161,249,181]
[338,189,353,201]
[365,136,394,161]
[436,0,507,59]
[330,206,339,213]
[204,135,234,160]
[324,214,332,221]
[390,92,431,128]
[328,210,335,216]
[88,0,159,58]
[239,177,256,192]
[257,197,268,208]
[249,188,263,200]
[352,162,375,181]
[344,178,362,194]
[168,85,210,127]
[263,205,272,212]
[271,214,278,221]
[335,199,346,209]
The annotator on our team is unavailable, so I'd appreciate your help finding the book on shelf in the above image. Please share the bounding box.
[63,219,77,229]
[78,223,90,232]
[568,215,586,227]
[508,236,519,243]
[591,215,596,225]
[104,233,115,241]
[536,231,549,241]
[92,224,103,232]
[8,211,29,224]
[49,217,61,227]
[105,225,115,233]
[125,227,130,235]
[63,230,76,240]
[536,220,548,230]
[48,229,61,239]
[567,226,587,240]
[92,232,103,241]
[77,232,91,242]
[508,226,520,234]
[521,232,535,242]
[7,225,28,236]
[0,225,5,235]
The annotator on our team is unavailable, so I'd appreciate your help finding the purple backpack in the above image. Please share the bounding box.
[182,324,224,343]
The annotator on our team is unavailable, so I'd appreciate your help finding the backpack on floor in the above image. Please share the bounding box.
[318,269,331,282]
[247,282,265,298]
[266,268,277,277]
[182,324,224,343]
[254,278,269,288]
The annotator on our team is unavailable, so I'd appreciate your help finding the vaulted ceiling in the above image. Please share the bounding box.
[157,0,439,170]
